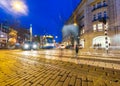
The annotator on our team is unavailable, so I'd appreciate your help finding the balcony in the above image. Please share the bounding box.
[92,16,109,22]
[92,19,97,22]
[92,4,108,12]
[78,15,84,21]
[81,24,84,28]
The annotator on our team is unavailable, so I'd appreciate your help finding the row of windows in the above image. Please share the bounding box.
[93,23,108,31]
[93,11,107,21]
[80,22,108,35]
[1,29,9,33]
[92,1,107,10]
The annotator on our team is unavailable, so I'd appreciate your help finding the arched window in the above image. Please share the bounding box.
[93,36,110,48]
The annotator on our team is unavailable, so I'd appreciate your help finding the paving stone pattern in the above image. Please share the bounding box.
[0,51,120,86]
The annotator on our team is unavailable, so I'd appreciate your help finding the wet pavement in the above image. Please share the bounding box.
[0,49,120,86]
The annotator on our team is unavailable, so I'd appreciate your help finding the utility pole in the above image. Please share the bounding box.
[99,18,109,54]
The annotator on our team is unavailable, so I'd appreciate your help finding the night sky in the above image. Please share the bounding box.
[0,0,81,42]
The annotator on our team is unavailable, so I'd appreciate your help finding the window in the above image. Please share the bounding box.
[103,1,107,6]
[97,2,101,8]
[104,11,107,18]
[98,23,103,31]
[99,12,102,18]
[93,24,96,31]
[81,29,85,34]
[93,14,96,20]
[93,36,110,48]
[82,29,85,34]
[93,5,96,9]
[98,12,102,19]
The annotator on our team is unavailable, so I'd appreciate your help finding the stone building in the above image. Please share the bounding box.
[65,0,120,51]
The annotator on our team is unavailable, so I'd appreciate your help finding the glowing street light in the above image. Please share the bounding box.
[11,0,28,15]
[0,0,28,15]
[55,36,58,38]
[12,1,22,11]
[74,22,77,26]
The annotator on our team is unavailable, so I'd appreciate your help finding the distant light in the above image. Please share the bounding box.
[0,35,4,37]
[34,35,37,37]
[74,23,77,26]
[33,44,37,48]
[24,44,29,49]
[55,36,58,38]
[53,40,55,42]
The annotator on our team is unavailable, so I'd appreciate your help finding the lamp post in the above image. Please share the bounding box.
[30,24,32,42]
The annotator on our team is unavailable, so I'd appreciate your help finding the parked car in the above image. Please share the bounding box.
[22,41,39,50]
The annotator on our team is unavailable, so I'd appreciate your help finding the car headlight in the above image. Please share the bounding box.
[33,44,37,48]
[24,44,29,49]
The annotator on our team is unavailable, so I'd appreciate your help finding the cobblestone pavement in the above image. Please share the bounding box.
[0,50,120,86]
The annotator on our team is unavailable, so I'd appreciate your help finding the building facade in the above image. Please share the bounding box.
[65,0,120,51]
[0,23,9,48]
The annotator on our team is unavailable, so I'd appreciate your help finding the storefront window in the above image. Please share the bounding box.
[82,29,85,34]
[93,24,96,31]
[98,23,103,31]
[93,36,110,48]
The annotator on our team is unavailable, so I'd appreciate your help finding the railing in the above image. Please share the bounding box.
[92,17,109,22]
[92,4,108,12]
[78,15,84,20]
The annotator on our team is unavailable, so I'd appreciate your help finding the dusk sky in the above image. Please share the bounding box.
[0,0,81,42]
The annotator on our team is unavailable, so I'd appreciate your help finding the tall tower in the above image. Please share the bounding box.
[30,24,32,41]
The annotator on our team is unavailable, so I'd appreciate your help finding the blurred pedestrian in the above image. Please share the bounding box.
[75,45,79,57]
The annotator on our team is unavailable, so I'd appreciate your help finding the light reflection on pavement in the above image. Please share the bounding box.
[0,49,120,86]
[14,49,120,70]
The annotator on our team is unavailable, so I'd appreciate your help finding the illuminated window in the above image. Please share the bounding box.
[93,36,110,48]
[93,24,96,31]
[81,29,85,34]
[82,29,85,34]
[98,23,103,31]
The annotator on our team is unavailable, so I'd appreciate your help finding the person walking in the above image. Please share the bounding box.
[75,45,79,57]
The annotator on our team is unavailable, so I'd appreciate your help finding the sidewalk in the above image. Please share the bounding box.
[70,51,120,70]
[40,49,120,70]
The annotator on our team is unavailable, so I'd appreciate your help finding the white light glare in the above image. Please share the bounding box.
[0,0,28,15]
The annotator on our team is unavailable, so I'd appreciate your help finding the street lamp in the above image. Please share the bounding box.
[30,24,32,42]
[12,1,22,11]
[11,0,28,15]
